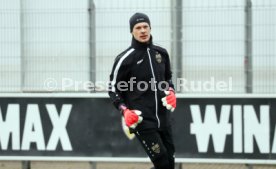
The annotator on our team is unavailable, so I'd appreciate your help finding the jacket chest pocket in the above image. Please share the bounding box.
[131,59,153,81]
[154,60,165,77]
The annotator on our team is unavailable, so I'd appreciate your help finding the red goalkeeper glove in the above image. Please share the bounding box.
[120,105,143,129]
[161,87,176,112]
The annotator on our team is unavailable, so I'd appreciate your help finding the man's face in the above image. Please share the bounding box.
[132,22,151,43]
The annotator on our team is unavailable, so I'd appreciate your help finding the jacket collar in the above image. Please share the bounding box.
[131,35,153,50]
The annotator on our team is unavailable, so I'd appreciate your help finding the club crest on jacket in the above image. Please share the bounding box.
[155,52,162,63]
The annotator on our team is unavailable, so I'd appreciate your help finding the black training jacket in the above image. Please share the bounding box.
[108,36,174,131]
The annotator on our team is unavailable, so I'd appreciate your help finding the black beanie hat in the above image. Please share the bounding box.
[129,12,151,32]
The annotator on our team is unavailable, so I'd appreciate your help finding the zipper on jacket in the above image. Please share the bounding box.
[147,48,160,128]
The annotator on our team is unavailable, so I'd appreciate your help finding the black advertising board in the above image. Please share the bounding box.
[0,94,276,163]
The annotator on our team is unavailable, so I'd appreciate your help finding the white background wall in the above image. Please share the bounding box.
[0,0,275,93]
[0,0,21,91]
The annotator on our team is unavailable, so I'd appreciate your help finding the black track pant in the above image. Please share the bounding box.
[135,128,175,169]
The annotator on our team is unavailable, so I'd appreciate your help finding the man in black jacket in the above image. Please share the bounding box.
[108,12,177,169]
